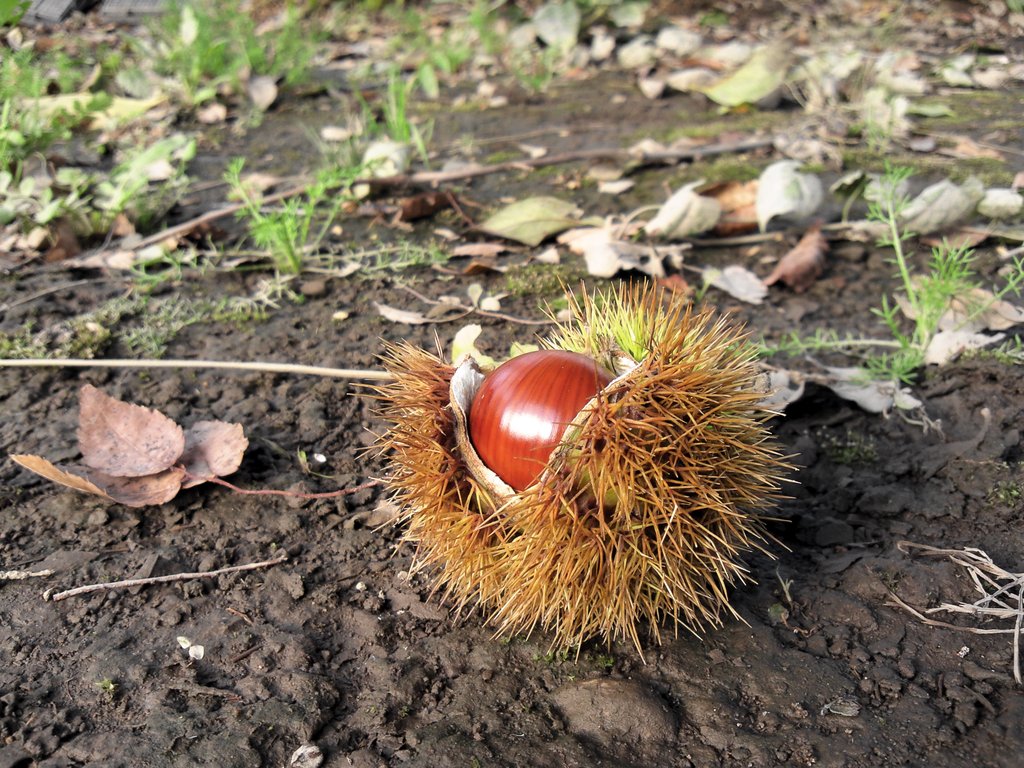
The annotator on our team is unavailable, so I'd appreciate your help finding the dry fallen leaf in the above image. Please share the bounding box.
[558,226,664,278]
[9,455,113,502]
[180,421,248,489]
[87,466,187,507]
[814,367,922,413]
[12,388,248,507]
[924,330,1003,366]
[478,196,580,247]
[764,223,829,293]
[375,303,434,325]
[703,179,759,236]
[398,192,452,222]
[77,385,185,477]
[703,265,767,305]
[8,456,186,508]
[644,180,722,239]
[756,161,823,232]
[657,274,693,297]
[450,242,510,259]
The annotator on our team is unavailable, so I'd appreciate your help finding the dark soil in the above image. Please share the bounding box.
[3,5,1024,768]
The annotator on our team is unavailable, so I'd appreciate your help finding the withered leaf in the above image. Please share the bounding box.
[764,223,829,293]
[8,455,185,508]
[450,242,510,259]
[397,192,452,222]
[77,385,185,477]
[87,466,186,507]
[180,420,248,489]
[9,455,113,502]
[704,179,759,236]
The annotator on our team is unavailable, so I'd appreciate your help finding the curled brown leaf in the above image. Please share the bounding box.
[180,421,249,489]
[764,223,828,293]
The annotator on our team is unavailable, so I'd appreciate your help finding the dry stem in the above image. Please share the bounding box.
[1,568,54,581]
[88,135,773,259]
[43,550,289,602]
[0,358,394,380]
[890,540,1024,685]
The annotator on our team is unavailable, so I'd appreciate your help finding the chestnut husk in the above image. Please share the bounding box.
[375,284,790,651]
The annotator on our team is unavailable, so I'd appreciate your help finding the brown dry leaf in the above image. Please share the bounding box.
[657,274,693,297]
[180,420,248,488]
[41,219,81,263]
[397,192,452,222]
[77,385,185,477]
[921,228,989,250]
[451,242,510,259]
[703,180,759,235]
[9,455,185,508]
[764,223,829,293]
[946,137,1003,161]
[458,258,505,275]
[109,213,136,238]
[9,455,113,502]
[88,466,186,507]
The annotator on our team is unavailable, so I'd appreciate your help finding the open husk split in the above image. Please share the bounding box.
[376,283,789,651]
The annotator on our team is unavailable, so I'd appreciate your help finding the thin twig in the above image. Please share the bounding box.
[0,357,394,380]
[0,279,103,314]
[87,136,774,258]
[43,550,289,602]
[1,568,54,581]
[203,476,381,500]
[397,285,553,326]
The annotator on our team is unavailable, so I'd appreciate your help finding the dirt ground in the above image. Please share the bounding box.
[3,3,1024,768]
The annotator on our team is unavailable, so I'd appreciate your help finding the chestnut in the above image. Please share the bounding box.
[469,350,614,492]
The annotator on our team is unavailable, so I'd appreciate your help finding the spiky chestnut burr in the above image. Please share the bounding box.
[375,283,789,652]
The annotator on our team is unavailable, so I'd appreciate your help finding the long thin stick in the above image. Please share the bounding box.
[0,357,394,380]
[43,550,289,602]
[112,136,775,254]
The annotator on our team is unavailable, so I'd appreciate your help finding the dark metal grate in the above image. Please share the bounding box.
[23,0,98,24]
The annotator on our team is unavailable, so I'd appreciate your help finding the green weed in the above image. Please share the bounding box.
[865,165,1024,383]
[988,480,1022,507]
[819,428,878,465]
[226,158,360,275]
[0,0,30,26]
[139,0,319,106]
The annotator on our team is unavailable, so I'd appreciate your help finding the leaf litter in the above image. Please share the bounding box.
[11,385,247,507]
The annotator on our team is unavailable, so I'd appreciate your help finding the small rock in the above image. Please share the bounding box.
[300,279,328,298]
[656,26,702,57]
[617,36,657,69]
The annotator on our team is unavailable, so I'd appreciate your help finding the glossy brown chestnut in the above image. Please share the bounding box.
[468,350,613,491]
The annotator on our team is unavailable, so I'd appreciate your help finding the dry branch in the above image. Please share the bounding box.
[43,550,289,602]
[96,135,774,257]
[0,357,394,380]
[890,540,1024,685]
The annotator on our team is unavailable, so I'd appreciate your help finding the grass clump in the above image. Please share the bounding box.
[137,0,321,106]
[226,158,362,276]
